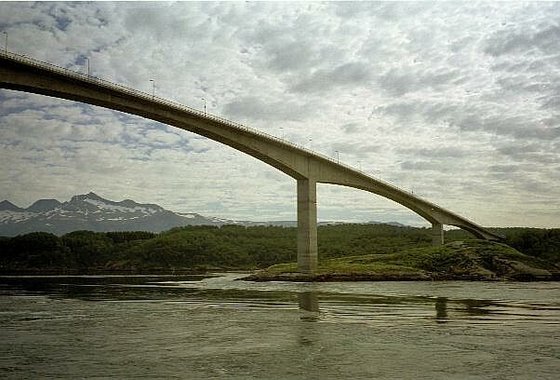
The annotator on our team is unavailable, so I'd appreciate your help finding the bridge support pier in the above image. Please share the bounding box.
[297,178,318,274]
[432,222,444,245]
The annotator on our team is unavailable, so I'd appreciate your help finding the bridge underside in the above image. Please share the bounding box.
[0,52,503,275]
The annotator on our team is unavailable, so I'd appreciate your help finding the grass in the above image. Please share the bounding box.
[267,260,422,276]
[259,239,558,280]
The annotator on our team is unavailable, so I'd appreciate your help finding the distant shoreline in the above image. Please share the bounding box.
[241,271,560,282]
[0,268,216,276]
[2,226,558,281]
[2,268,557,282]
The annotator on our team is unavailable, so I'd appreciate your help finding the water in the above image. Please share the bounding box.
[1,274,559,379]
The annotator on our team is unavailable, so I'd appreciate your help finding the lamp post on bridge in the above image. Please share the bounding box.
[202,97,207,115]
[149,79,155,100]
[2,32,7,53]
[335,150,340,163]
[85,57,90,76]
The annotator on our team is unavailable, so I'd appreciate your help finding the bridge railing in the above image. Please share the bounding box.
[0,50,424,201]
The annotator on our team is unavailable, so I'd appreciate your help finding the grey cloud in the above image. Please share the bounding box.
[497,143,560,165]
[341,122,365,134]
[496,75,535,93]
[333,2,434,21]
[142,129,183,147]
[290,62,372,93]
[540,96,560,111]
[517,177,557,196]
[377,96,559,142]
[374,102,420,121]
[377,70,417,97]
[332,2,380,18]
[267,41,315,72]
[1,2,116,63]
[485,24,560,57]
[497,143,541,157]
[245,22,319,73]
[493,69,560,114]
[450,113,560,141]
[374,100,457,127]
[121,2,211,44]
[238,4,350,77]
[398,146,470,159]
[377,67,459,96]
[400,160,447,172]
[484,31,532,57]
[223,96,312,122]
[533,25,560,54]
[487,164,520,176]
[484,164,527,187]
[330,141,381,159]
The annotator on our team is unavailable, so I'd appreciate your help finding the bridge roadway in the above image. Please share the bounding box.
[0,51,502,274]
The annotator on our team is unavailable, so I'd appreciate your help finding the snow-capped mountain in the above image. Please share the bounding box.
[0,192,230,236]
[0,192,408,237]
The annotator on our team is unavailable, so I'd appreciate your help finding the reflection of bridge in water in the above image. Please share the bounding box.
[0,51,502,274]
[298,291,504,324]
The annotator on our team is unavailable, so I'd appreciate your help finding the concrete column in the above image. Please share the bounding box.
[297,178,318,274]
[432,222,444,245]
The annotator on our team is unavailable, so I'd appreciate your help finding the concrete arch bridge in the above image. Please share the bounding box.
[0,52,502,273]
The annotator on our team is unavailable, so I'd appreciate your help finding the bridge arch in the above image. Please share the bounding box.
[0,52,502,273]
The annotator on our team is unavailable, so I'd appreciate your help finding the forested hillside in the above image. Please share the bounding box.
[0,224,558,273]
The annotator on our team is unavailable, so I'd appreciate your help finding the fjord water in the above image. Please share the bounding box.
[1,274,558,379]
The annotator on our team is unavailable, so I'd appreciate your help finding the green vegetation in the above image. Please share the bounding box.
[503,228,560,263]
[0,230,156,272]
[113,225,296,270]
[0,224,558,279]
[256,239,557,281]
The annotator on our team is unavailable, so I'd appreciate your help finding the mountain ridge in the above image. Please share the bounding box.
[0,192,407,237]
[0,192,224,236]
[0,200,25,212]
[27,199,63,213]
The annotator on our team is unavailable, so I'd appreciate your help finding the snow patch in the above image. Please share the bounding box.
[0,210,35,223]
[83,199,159,214]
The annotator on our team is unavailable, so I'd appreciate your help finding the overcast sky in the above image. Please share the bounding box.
[1,1,559,227]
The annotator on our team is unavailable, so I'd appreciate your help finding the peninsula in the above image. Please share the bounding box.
[243,239,560,282]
